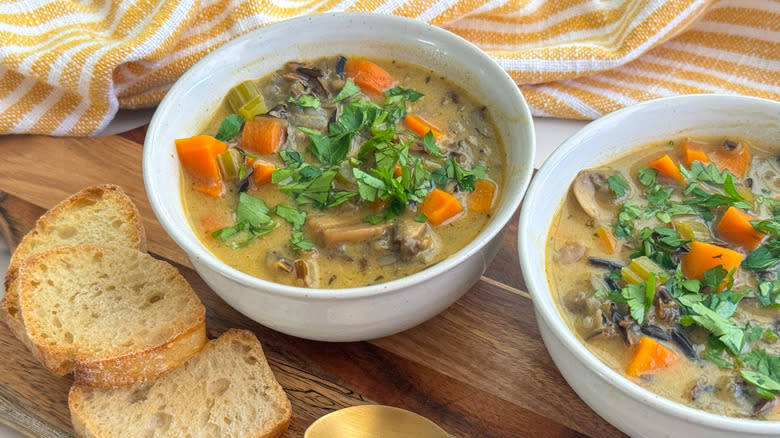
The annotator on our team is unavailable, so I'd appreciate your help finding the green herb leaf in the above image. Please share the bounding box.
[384,86,424,104]
[689,302,745,355]
[701,265,728,292]
[754,279,780,307]
[703,350,733,369]
[743,238,780,271]
[752,218,780,236]
[621,282,649,324]
[363,215,383,225]
[637,166,657,186]
[290,231,315,251]
[433,159,486,192]
[288,94,320,108]
[273,204,307,230]
[608,174,630,198]
[353,168,384,202]
[211,193,276,248]
[414,212,427,223]
[614,201,642,239]
[422,131,445,158]
[215,114,243,141]
[331,79,360,102]
[236,193,272,228]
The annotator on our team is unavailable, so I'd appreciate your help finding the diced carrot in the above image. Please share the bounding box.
[681,141,710,168]
[711,140,751,178]
[192,180,224,198]
[393,163,403,178]
[626,336,678,377]
[252,160,276,186]
[200,214,228,234]
[648,154,685,184]
[420,188,463,226]
[468,179,497,213]
[597,225,619,254]
[681,240,744,289]
[344,59,396,95]
[404,114,444,141]
[716,206,765,250]
[241,117,286,155]
[175,135,227,182]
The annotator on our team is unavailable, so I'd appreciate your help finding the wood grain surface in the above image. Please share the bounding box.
[0,131,627,438]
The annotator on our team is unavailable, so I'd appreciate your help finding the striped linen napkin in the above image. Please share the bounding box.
[1,0,777,136]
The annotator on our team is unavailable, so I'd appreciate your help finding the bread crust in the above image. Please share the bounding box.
[18,244,206,387]
[74,323,207,388]
[1,184,146,347]
[69,329,292,438]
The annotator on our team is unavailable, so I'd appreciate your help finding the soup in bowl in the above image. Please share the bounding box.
[144,13,534,341]
[178,55,506,289]
[519,95,779,437]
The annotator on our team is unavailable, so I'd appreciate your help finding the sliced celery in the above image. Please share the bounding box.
[227,81,266,120]
[621,256,666,284]
[238,97,266,121]
[672,218,711,241]
[217,149,242,181]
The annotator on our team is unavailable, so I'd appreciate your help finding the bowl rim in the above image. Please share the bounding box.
[518,93,780,432]
[144,12,535,301]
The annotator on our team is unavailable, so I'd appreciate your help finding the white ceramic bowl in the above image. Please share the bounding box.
[518,95,780,437]
[144,13,535,342]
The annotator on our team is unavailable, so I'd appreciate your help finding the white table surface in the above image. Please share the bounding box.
[0,114,588,437]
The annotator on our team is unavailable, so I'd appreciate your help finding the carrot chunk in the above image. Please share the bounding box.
[648,154,684,184]
[681,141,710,168]
[716,206,765,250]
[393,163,403,178]
[597,225,619,254]
[251,160,276,186]
[468,179,497,213]
[404,114,444,141]
[420,188,463,226]
[192,180,224,198]
[626,336,678,377]
[711,140,751,178]
[242,117,286,155]
[175,135,227,182]
[199,214,228,234]
[681,240,744,289]
[344,59,396,95]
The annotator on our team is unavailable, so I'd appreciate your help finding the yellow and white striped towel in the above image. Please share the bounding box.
[1,0,778,136]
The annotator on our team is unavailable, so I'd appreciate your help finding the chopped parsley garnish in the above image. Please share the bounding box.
[331,79,360,103]
[215,113,243,141]
[384,86,424,105]
[608,174,630,198]
[585,145,780,401]
[432,158,486,192]
[211,193,276,248]
[288,94,320,108]
[289,231,315,251]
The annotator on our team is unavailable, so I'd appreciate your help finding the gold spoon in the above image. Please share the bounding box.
[304,405,451,438]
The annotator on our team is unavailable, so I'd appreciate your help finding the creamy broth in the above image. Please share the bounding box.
[179,56,505,288]
[547,136,780,420]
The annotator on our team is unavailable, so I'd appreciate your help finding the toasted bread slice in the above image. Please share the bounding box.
[1,185,146,345]
[69,329,292,438]
[18,244,206,387]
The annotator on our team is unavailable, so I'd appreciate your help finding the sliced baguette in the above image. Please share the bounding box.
[18,244,206,387]
[1,184,146,345]
[69,329,292,438]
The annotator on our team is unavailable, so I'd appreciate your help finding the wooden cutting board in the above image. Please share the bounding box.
[0,132,626,438]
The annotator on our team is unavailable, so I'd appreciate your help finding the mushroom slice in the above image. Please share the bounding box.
[571,169,619,222]
[394,220,432,260]
[308,216,392,248]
